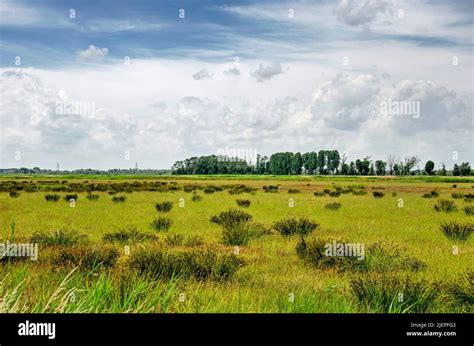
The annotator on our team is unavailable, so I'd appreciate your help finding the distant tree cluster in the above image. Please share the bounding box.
[171,151,472,176]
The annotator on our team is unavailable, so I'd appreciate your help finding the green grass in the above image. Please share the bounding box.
[0,176,473,312]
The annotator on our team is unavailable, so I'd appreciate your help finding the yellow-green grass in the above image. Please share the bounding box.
[0,177,472,313]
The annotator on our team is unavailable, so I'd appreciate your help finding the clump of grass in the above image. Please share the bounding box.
[45,194,60,202]
[203,185,222,194]
[445,271,474,310]
[150,217,173,232]
[440,222,473,242]
[434,199,457,213]
[51,246,120,271]
[63,193,78,202]
[325,202,342,210]
[112,195,126,203]
[349,275,439,313]
[236,199,251,208]
[453,184,457,188]
[103,226,157,244]
[422,190,439,198]
[210,209,253,228]
[221,221,270,246]
[464,206,474,216]
[313,192,325,197]
[30,229,88,246]
[373,191,385,198]
[191,192,202,202]
[452,193,465,199]
[352,190,367,196]
[86,193,99,201]
[155,201,173,212]
[262,185,278,193]
[163,234,184,246]
[328,191,341,197]
[8,191,19,198]
[273,217,318,236]
[129,246,244,281]
[296,238,424,273]
[288,189,300,194]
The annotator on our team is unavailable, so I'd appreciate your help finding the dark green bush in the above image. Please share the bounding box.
[373,191,385,198]
[112,195,126,203]
[45,194,60,202]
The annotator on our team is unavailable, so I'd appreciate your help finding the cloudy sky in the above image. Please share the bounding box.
[0,0,472,170]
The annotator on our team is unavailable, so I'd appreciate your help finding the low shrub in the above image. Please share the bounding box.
[273,217,318,236]
[434,200,457,213]
[236,199,251,208]
[155,201,173,212]
[440,222,473,242]
[30,229,88,246]
[263,185,278,193]
[150,217,173,232]
[373,191,385,198]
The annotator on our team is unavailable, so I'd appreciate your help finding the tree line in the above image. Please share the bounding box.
[171,151,472,176]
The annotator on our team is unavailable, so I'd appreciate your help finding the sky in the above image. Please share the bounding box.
[0,0,473,170]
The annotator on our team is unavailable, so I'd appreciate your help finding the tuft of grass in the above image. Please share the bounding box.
[313,192,325,197]
[236,199,251,208]
[163,234,184,246]
[210,209,253,229]
[51,246,120,271]
[191,192,202,202]
[452,193,465,199]
[464,206,474,216]
[296,237,424,273]
[111,195,126,203]
[221,221,270,246]
[262,185,278,193]
[63,194,78,202]
[373,191,385,198]
[422,190,439,198]
[273,217,318,236]
[9,191,19,198]
[45,194,60,202]
[440,222,473,242]
[434,199,457,213]
[445,271,474,311]
[103,226,157,244]
[86,193,99,201]
[30,229,88,246]
[325,202,342,210]
[349,275,439,313]
[155,201,173,212]
[352,190,367,196]
[150,217,173,232]
[288,189,300,194]
[328,191,341,197]
[129,245,244,281]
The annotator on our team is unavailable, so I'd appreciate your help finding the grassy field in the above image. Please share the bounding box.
[0,176,472,313]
